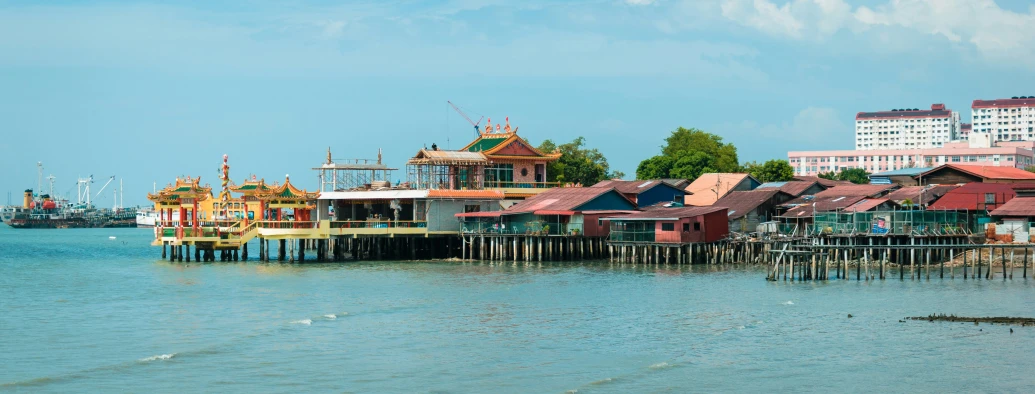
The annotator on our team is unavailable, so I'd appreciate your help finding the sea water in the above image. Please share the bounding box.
[2,225,1035,393]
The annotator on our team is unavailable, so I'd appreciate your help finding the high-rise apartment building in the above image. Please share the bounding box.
[971,96,1035,142]
[854,104,961,150]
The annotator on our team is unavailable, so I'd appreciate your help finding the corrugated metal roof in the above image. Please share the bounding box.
[608,206,727,221]
[427,190,504,199]
[319,190,429,200]
[591,179,683,195]
[884,185,958,206]
[757,181,818,196]
[713,189,787,220]
[505,187,627,213]
[919,164,1035,181]
[780,195,868,218]
[455,211,503,218]
[927,183,1035,210]
[846,198,889,212]
[685,173,755,206]
[990,197,1035,217]
[757,182,788,189]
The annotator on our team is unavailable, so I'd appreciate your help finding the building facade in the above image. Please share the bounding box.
[855,104,961,150]
[971,97,1035,142]
[789,145,1035,176]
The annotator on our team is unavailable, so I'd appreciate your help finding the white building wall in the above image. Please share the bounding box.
[972,105,1035,142]
[855,112,958,150]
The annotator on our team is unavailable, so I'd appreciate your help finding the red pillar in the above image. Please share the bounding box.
[193,200,199,230]
[179,206,186,227]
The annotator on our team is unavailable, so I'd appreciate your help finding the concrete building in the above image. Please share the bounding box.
[971,97,1035,142]
[855,104,961,150]
[789,135,1035,176]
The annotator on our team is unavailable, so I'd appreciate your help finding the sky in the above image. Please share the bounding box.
[2,0,1035,206]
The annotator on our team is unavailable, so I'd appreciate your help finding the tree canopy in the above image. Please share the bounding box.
[636,127,739,180]
[742,160,795,183]
[818,168,870,184]
[538,137,624,185]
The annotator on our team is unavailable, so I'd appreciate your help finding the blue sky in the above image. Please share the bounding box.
[2,0,1034,206]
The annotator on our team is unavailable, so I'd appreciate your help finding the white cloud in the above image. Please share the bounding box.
[718,106,851,160]
[714,0,1035,65]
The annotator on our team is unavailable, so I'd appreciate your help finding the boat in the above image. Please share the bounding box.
[135,209,179,228]
[3,167,140,228]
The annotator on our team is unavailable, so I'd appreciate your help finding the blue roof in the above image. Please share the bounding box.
[757,181,788,189]
[868,167,933,177]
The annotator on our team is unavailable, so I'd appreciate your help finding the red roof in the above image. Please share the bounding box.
[609,206,727,220]
[793,176,853,188]
[972,98,1035,109]
[918,164,1035,181]
[428,190,505,199]
[534,210,575,216]
[990,197,1035,217]
[846,198,889,212]
[927,183,1035,210]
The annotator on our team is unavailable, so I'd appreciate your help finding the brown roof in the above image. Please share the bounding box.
[780,196,868,218]
[847,198,889,212]
[609,206,727,220]
[592,180,681,195]
[685,173,757,206]
[763,181,820,196]
[505,187,632,214]
[784,184,897,206]
[990,196,1035,217]
[883,185,958,206]
[713,189,790,220]
[918,164,1035,181]
[793,176,853,188]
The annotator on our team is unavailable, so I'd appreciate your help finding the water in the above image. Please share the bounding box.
[2,226,1035,393]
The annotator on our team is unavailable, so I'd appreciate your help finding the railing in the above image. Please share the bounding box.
[810,210,973,236]
[484,181,561,189]
[609,230,656,243]
[258,221,319,229]
[330,220,427,229]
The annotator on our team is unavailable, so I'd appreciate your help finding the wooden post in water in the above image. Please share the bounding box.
[1010,249,1015,280]
[1025,247,1029,279]
[1002,247,1007,281]
[909,237,915,280]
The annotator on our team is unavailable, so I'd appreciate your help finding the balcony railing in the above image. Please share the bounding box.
[258,221,319,229]
[330,220,427,229]
[484,181,561,189]
[608,230,656,243]
[461,221,582,236]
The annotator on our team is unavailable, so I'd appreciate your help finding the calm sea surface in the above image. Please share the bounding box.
[2,225,1035,393]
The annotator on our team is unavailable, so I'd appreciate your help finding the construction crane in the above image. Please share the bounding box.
[94,176,115,200]
[448,101,484,137]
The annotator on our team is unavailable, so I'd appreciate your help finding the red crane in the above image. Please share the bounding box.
[448,101,484,135]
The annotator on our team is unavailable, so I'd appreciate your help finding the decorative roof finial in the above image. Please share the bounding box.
[327,147,332,165]
[496,123,501,133]
[504,117,511,133]
[485,117,491,134]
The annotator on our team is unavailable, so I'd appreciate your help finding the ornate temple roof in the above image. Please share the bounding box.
[459,117,561,161]
[254,176,318,201]
[147,176,212,202]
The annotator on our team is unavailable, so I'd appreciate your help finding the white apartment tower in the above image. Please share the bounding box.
[854,104,961,150]
[971,96,1035,142]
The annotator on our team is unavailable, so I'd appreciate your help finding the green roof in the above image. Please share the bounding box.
[467,138,505,152]
[237,184,259,190]
[280,189,297,198]
[174,186,192,192]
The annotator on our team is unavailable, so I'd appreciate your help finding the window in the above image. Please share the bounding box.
[484,164,514,186]
[985,193,995,204]
[464,204,481,213]
[661,223,675,231]
[693,222,701,231]
[683,223,690,232]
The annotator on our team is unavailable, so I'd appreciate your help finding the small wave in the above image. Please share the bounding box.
[648,362,671,369]
[590,377,614,385]
[290,319,312,325]
[139,354,175,362]
[324,314,337,320]
[782,301,794,305]
[737,325,746,330]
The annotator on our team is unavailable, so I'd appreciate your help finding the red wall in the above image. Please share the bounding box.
[651,210,729,244]
[583,212,631,237]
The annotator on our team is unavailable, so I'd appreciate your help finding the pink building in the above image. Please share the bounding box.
[789,143,1035,176]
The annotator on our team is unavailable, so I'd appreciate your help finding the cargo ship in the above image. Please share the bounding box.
[3,168,139,228]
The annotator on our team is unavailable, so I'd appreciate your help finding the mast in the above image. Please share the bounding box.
[36,162,43,198]
[120,178,124,210]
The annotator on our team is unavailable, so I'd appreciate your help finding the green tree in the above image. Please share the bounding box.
[635,155,674,179]
[837,168,870,184]
[636,127,739,180]
[817,168,870,184]
[743,159,795,183]
[538,137,623,185]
